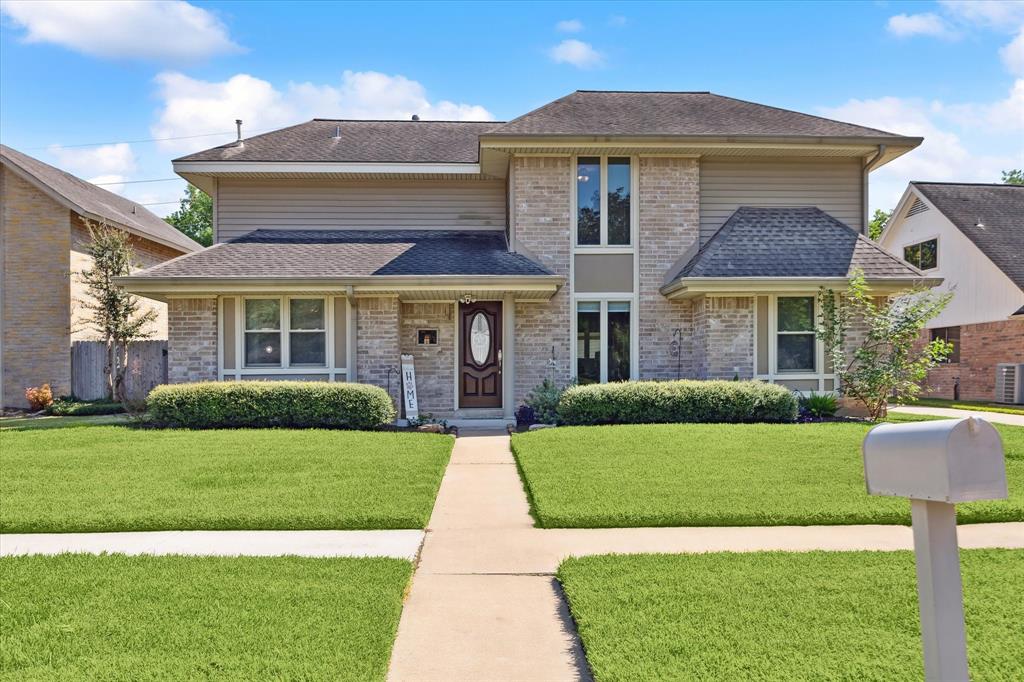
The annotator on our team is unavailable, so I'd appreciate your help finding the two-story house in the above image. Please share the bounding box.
[121,90,930,419]
[880,182,1023,401]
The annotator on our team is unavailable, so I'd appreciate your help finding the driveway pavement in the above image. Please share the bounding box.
[889,405,1024,426]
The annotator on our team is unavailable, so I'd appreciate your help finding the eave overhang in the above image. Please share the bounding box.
[660,276,943,300]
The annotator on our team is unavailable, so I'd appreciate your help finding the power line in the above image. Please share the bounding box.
[92,177,180,186]
[22,127,274,151]
[138,200,182,207]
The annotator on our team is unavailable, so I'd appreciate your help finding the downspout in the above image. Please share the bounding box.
[862,144,887,235]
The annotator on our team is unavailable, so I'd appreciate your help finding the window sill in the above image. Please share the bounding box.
[574,245,634,254]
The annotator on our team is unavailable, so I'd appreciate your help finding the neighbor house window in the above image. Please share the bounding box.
[245,299,282,367]
[776,297,816,372]
[904,238,938,270]
[576,156,631,246]
[576,300,632,384]
[289,298,326,366]
[244,297,327,368]
[931,326,961,364]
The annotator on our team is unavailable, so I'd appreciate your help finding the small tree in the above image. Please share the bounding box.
[78,220,158,404]
[1001,169,1023,185]
[165,184,213,246]
[868,208,892,241]
[817,272,952,421]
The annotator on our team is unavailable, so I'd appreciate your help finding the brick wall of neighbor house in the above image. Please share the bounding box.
[357,296,402,407]
[638,157,700,380]
[400,302,455,413]
[1,166,73,407]
[694,296,755,379]
[68,219,183,341]
[512,157,572,405]
[922,318,1024,401]
[167,298,217,383]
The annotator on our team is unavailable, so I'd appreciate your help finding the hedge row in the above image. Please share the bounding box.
[557,380,798,425]
[147,381,396,430]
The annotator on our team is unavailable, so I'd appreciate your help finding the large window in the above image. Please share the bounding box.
[776,297,816,372]
[244,298,326,368]
[576,300,632,384]
[576,156,631,246]
[904,238,938,270]
[931,326,961,364]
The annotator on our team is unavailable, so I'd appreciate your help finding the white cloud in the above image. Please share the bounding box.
[820,94,1020,212]
[47,143,136,176]
[87,174,126,193]
[1001,27,1024,76]
[548,39,603,69]
[936,79,1024,131]
[555,19,583,33]
[0,0,241,61]
[939,1,1024,28]
[886,13,957,39]
[151,71,494,153]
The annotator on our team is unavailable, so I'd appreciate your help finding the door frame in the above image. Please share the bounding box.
[453,300,504,410]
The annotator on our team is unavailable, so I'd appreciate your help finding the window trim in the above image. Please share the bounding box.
[572,294,638,384]
[902,236,939,272]
[754,293,835,394]
[573,155,635,250]
[775,296,817,374]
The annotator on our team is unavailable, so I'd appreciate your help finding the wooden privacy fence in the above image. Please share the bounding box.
[71,340,168,402]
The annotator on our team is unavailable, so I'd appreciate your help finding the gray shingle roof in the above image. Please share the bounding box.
[130,230,553,279]
[176,120,498,163]
[1,144,201,253]
[487,91,914,138]
[670,207,926,281]
[912,182,1023,290]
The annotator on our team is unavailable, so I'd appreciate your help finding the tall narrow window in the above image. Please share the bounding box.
[776,297,815,372]
[289,298,326,366]
[607,157,631,245]
[576,157,600,245]
[245,299,281,367]
[903,238,938,270]
[576,302,601,384]
[608,301,631,381]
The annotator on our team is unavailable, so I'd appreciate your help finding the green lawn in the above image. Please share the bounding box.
[1,554,411,681]
[1,425,452,532]
[559,549,1023,682]
[896,398,1024,417]
[511,421,1024,527]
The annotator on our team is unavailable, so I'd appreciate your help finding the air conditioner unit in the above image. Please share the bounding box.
[995,363,1024,404]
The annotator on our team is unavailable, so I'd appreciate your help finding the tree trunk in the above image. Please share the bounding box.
[113,340,128,406]
[104,334,115,401]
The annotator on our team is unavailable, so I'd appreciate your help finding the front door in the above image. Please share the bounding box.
[459,301,502,408]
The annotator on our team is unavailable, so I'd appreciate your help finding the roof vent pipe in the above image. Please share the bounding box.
[411,114,420,121]
[235,119,243,143]
[333,125,342,139]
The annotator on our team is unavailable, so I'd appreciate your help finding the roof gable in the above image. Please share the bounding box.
[1,145,201,253]
[911,182,1024,290]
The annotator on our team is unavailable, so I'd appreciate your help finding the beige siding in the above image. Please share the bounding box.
[216,178,507,242]
[699,159,863,243]
[222,297,236,370]
[574,254,634,293]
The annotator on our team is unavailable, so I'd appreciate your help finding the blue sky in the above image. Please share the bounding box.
[1,0,1021,216]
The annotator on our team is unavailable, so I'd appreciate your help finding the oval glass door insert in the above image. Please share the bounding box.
[470,312,491,365]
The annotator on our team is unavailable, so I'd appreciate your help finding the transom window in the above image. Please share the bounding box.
[776,297,816,372]
[576,300,631,384]
[576,156,631,246]
[904,238,938,270]
[244,298,326,368]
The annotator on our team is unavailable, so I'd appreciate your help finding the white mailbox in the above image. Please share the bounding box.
[863,417,1007,502]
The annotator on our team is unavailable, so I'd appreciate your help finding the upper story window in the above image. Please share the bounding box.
[576,156,631,247]
[903,238,937,270]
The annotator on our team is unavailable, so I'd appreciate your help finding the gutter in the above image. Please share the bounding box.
[660,274,943,299]
[862,144,887,234]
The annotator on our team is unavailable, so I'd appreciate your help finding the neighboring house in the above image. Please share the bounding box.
[1,145,203,408]
[121,90,931,419]
[880,182,1024,401]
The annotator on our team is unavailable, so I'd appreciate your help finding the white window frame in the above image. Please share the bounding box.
[571,295,638,384]
[573,155,634,250]
[754,293,835,394]
[902,235,939,272]
[220,295,351,381]
[287,298,328,367]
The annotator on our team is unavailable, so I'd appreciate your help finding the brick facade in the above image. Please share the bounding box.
[637,157,700,380]
[695,296,755,379]
[922,318,1024,401]
[512,157,572,405]
[166,298,218,383]
[357,296,402,407]
[400,302,455,413]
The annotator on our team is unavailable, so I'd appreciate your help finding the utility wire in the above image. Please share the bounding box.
[22,127,274,151]
[92,177,180,186]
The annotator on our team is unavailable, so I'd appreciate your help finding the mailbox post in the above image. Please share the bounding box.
[862,417,1007,682]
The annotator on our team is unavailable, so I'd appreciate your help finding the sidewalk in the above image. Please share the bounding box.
[387,429,1024,681]
[889,405,1024,426]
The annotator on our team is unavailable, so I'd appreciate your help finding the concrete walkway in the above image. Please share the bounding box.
[890,405,1024,426]
[388,429,1024,682]
[0,529,424,560]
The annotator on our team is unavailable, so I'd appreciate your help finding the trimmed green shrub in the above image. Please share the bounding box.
[147,381,396,430]
[525,378,572,425]
[557,380,798,425]
[49,398,125,416]
[799,391,839,419]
